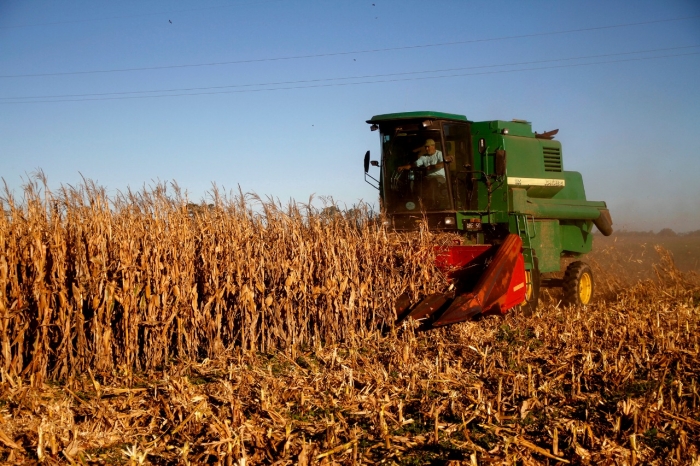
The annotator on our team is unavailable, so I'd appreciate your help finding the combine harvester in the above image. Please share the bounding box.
[362,111,613,329]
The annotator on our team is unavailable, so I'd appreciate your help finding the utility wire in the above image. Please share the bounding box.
[0,0,284,29]
[2,45,698,101]
[2,51,697,104]
[1,15,698,79]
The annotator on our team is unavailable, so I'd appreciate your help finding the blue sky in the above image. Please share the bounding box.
[1,0,699,231]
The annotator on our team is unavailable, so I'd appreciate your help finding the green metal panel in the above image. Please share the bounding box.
[367,111,468,123]
[510,189,605,220]
[531,220,563,273]
[491,120,534,137]
[503,135,546,178]
[560,221,594,254]
[551,171,586,201]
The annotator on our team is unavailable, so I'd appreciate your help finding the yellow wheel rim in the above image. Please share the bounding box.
[521,270,533,305]
[578,272,592,304]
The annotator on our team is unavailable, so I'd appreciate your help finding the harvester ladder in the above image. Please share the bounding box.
[514,213,536,250]
[514,213,538,275]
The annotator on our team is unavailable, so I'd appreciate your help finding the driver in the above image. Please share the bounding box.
[398,139,447,178]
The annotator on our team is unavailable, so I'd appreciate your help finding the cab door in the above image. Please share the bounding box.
[441,122,474,211]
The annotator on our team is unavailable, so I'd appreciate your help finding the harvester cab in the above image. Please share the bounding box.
[363,111,613,329]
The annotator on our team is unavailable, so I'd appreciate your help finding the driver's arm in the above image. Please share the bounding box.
[425,162,442,174]
[428,155,451,171]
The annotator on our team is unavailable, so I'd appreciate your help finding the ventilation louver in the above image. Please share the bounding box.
[543,146,563,172]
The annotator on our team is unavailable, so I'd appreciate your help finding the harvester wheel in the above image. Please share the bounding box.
[519,258,540,317]
[562,261,594,306]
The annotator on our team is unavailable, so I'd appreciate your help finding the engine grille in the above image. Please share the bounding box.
[543,146,563,172]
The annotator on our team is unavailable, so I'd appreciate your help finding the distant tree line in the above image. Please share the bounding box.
[598,228,700,237]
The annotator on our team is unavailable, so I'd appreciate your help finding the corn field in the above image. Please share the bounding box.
[0,178,440,383]
[0,179,699,464]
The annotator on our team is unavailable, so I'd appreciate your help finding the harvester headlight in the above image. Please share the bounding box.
[444,217,455,226]
[502,128,509,135]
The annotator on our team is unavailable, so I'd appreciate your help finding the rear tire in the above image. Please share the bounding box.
[519,258,540,316]
[562,261,594,306]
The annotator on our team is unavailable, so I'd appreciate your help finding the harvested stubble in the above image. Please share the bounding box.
[1,180,699,465]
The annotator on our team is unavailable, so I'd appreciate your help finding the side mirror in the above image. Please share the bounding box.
[495,149,507,177]
[478,138,486,155]
[363,150,380,190]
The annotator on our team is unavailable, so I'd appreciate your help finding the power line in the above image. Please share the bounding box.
[0,0,284,30]
[1,15,698,79]
[2,51,697,104]
[2,45,698,101]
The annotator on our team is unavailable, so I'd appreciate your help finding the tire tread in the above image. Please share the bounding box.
[562,261,594,306]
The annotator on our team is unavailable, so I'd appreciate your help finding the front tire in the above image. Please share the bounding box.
[562,261,594,306]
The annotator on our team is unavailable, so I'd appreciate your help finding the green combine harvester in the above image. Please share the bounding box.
[363,111,613,329]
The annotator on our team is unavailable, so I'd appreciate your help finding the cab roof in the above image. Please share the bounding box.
[366,111,469,124]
